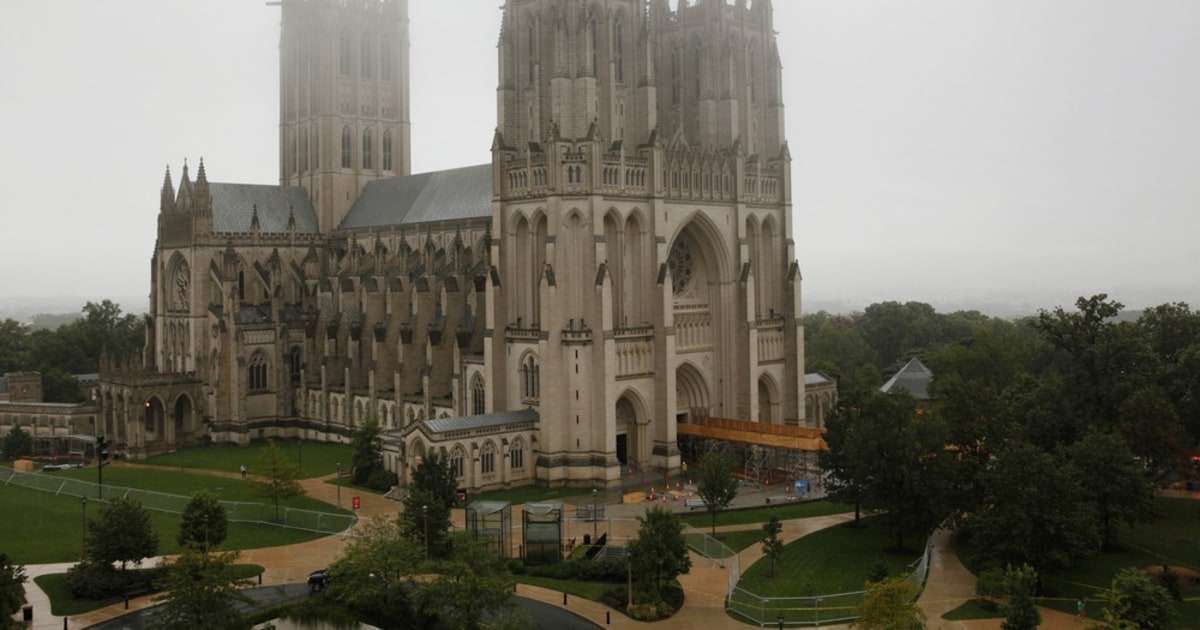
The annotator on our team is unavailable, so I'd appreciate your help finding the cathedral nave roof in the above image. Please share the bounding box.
[209,184,319,234]
[338,164,492,230]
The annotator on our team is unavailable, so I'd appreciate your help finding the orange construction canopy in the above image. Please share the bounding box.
[679,416,828,452]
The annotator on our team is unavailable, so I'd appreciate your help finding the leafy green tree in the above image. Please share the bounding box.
[1033,295,1155,430]
[969,442,1099,578]
[0,552,26,626]
[321,517,426,629]
[401,450,457,558]
[804,311,880,391]
[1116,385,1191,489]
[420,533,523,630]
[86,496,159,571]
[695,451,738,535]
[1065,431,1154,550]
[38,366,83,403]
[760,515,783,578]
[628,505,691,606]
[994,564,1040,630]
[248,439,303,522]
[1138,302,1200,444]
[856,301,943,371]
[1096,567,1178,630]
[834,389,953,551]
[151,546,252,630]
[851,576,924,630]
[177,491,229,553]
[0,319,29,374]
[350,416,396,490]
[2,426,32,460]
[820,394,872,526]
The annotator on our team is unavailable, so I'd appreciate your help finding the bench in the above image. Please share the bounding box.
[685,498,707,511]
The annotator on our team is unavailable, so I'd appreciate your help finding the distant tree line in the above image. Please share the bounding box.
[0,300,144,402]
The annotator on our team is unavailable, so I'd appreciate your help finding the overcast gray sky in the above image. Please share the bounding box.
[1,1,1197,315]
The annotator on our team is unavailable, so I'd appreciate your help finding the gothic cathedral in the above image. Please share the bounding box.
[98,0,814,490]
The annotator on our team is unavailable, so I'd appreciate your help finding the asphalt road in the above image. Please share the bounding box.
[83,583,600,630]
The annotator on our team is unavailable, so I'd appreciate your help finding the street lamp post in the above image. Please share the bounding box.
[336,462,342,507]
[422,505,429,559]
[591,487,598,539]
[80,496,88,561]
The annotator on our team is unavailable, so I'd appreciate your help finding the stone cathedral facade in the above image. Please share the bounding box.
[98,0,819,490]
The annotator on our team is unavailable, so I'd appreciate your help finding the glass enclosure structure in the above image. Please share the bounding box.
[521,502,563,565]
[466,500,512,557]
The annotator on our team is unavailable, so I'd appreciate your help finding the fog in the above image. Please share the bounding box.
[1,0,1197,316]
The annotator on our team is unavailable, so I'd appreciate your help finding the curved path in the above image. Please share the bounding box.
[13,465,1081,629]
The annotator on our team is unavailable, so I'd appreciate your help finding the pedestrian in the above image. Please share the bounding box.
[240,463,247,479]
[1076,599,1086,620]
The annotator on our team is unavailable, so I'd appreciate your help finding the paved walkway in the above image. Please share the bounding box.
[11,466,1085,629]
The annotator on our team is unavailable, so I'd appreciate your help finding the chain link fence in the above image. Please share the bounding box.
[2,469,355,535]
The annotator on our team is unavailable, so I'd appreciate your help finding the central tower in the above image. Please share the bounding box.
[279,0,412,232]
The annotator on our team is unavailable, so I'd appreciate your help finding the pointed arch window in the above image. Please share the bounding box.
[527,23,536,84]
[362,128,373,170]
[381,38,393,81]
[614,20,625,83]
[671,47,681,104]
[695,48,702,98]
[341,126,352,168]
[520,354,540,403]
[471,374,486,416]
[339,33,352,75]
[481,441,497,475]
[288,347,302,384]
[248,351,268,392]
[383,130,393,171]
[360,35,373,78]
[450,446,466,478]
[510,437,525,470]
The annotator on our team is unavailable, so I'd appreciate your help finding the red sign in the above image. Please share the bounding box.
[352,496,361,511]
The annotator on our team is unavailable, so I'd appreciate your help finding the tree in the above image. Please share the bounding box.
[320,517,426,629]
[1096,567,1177,630]
[420,533,523,630]
[969,442,1099,578]
[997,564,1040,630]
[0,552,26,627]
[695,451,738,535]
[1065,431,1154,550]
[760,515,783,579]
[2,426,32,461]
[821,395,871,527]
[248,439,303,522]
[401,450,457,558]
[151,546,252,630]
[1116,385,1191,489]
[628,505,691,606]
[851,576,924,630]
[351,416,396,490]
[832,389,953,551]
[0,319,29,374]
[177,491,229,553]
[86,496,159,572]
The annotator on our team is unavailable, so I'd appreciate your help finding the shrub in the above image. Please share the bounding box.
[65,562,124,600]
[364,468,398,492]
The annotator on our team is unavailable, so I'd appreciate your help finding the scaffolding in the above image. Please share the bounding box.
[521,502,564,565]
[678,417,826,492]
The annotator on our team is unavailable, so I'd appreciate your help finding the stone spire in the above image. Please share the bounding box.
[159,165,175,213]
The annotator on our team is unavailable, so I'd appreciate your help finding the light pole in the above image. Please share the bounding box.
[336,462,342,507]
[422,504,429,559]
[80,496,88,561]
[591,487,598,539]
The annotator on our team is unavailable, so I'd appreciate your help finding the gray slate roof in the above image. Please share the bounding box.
[421,408,538,435]
[880,357,934,400]
[804,372,834,386]
[339,164,492,230]
[210,184,319,234]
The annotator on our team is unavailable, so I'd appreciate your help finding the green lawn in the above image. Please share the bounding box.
[0,483,330,564]
[712,529,769,553]
[325,475,388,496]
[515,575,616,601]
[51,466,344,514]
[739,517,921,596]
[941,599,1003,620]
[142,440,353,480]
[34,564,264,616]
[957,497,1200,620]
[680,500,852,530]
